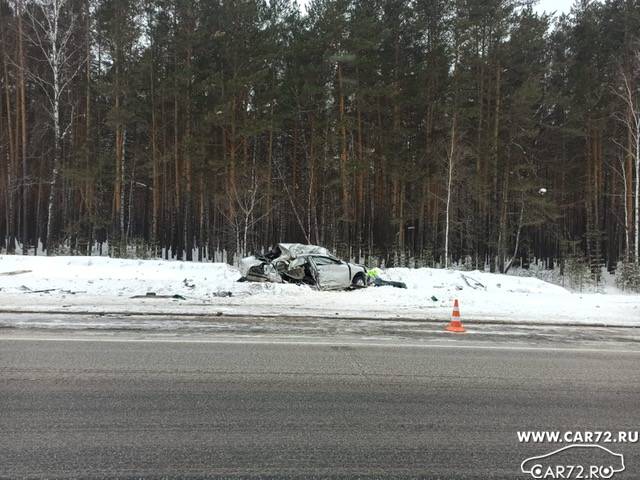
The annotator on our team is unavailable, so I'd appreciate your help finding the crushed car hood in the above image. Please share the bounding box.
[240,243,328,277]
[272,243,329,261]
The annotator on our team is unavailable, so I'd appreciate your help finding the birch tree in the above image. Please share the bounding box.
[25,0,84,253]
[614,56,640,263]
[444,112,456,268]
[444,11,463,269]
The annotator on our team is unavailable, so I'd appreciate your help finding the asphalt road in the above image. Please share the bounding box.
[2,329,640,479]
[3,312,640,348]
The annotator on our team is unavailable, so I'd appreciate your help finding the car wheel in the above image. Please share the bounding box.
[352,273,366,288]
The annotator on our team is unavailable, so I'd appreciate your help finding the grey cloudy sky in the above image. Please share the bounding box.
[297,0,578,17]
[534,0,575,16]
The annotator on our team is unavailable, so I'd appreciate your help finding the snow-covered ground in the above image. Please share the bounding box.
[1,255,638,326]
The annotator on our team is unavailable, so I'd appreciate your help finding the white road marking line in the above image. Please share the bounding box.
[1,335,640,354]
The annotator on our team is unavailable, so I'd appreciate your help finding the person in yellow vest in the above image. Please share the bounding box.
[367,268,381,284]
[366,267,406,288]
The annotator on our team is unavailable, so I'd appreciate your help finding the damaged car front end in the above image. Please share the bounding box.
[239,243,367,291]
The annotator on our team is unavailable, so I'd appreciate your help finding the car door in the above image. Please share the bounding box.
[311,256,350,290]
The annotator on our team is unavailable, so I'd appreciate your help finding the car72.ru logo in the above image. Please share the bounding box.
[521,444,625,479]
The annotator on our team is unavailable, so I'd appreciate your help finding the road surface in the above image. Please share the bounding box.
[1,323,639,479]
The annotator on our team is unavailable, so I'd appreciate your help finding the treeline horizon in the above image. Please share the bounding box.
[1,0,639,274]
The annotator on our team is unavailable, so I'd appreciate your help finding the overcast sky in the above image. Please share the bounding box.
[296,0,578,18]
[534,0,575,16]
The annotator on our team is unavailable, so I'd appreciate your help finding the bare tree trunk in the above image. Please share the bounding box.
[337,63,350,232]
[615,62,640,263]
[17,4,28,254]
[2,32,16,253]
[85,0,92,255]
[45,18,62,255]
[35,159,43,255]
[228,96,236,211]
[307,116,315,242]
[623,120,634,261]
[147,9,160,252]
[444,113,456,268]
[635,116,639,263]
[504,193,524,274]
[618,153,630,258]
[113,50,123,249]
[266,123,273,242]
[497,143,509,274]
[0,43,6,248]
[151,49,159,249]
[126,150,135,243]
[45,100,60,254]
[173,82,180,258]
[120,128,126,244]
[491,64,502,272]
[198,176,204,260]
[184,37,193,260]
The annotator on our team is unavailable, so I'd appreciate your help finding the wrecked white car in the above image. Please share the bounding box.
[239,243,368,290]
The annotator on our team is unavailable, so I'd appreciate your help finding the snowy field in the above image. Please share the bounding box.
[0,255,639,326]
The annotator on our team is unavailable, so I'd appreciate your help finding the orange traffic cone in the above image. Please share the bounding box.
[446,299,466,333]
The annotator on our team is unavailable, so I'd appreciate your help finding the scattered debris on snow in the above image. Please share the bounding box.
[0,255,638,326]
[0,269,32,276]
[460,273,486,290]
[130,293,187,300]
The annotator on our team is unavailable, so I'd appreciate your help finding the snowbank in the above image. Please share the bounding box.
[0,255,638,326]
